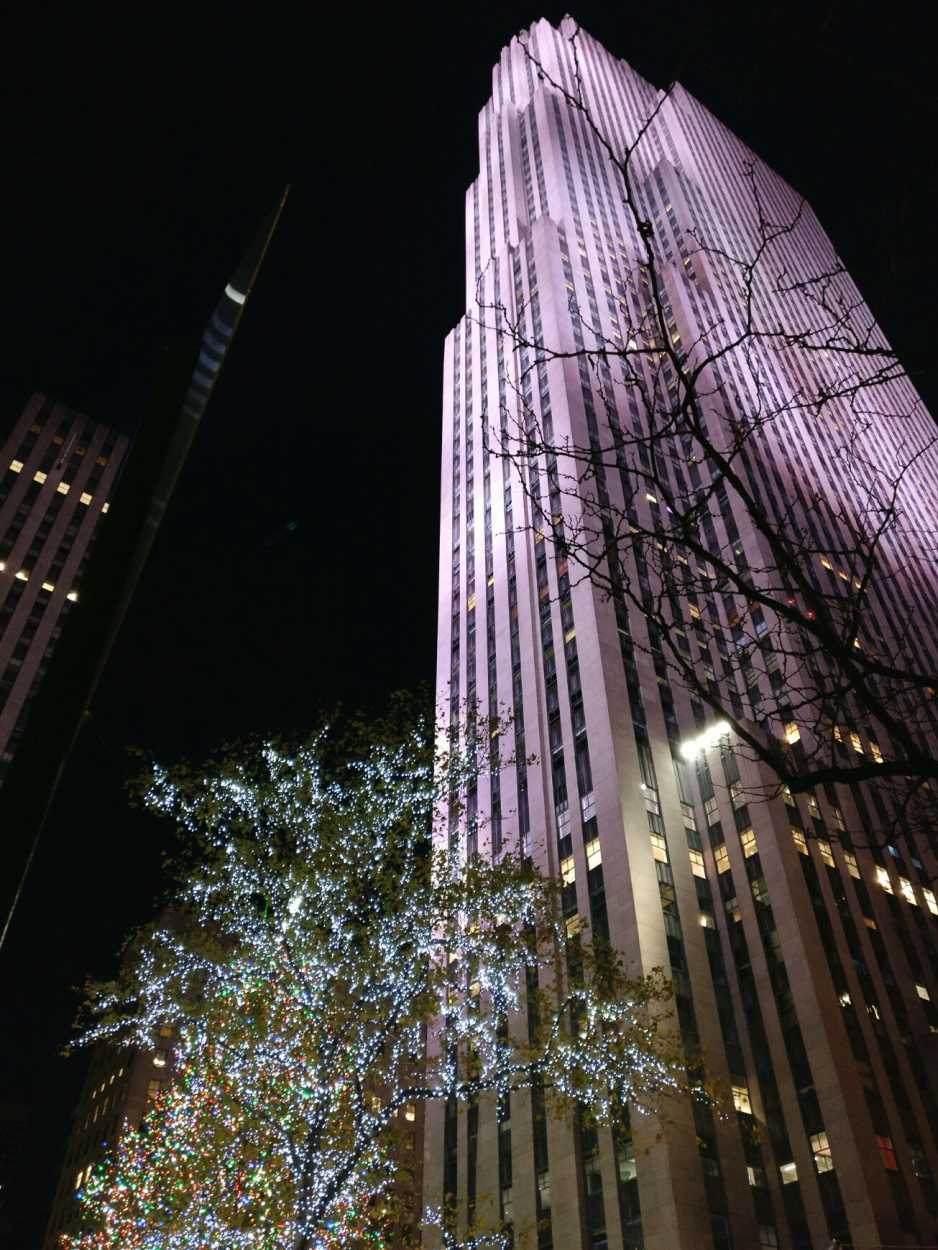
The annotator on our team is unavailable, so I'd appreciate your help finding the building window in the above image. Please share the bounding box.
[923,888,938,916]
[898,877,917,905]
[875,867,893,894]
[817,839,835,868]
[714,844,730,873]
[739,828,757,858]
[732,1085,752,1114]
[650,831,668,863]
[915,984,930,1001]
[759,1226,778,1248]
[792,828,808,855]
[843,851,860,879]
[779,1161,798,1185]
[810,1132,833,1172]
[560,856,576,885]
[9,459,23,473]
[585,838,602,870]
[784,722,800,744]
[688,847,706,877]
[876,1136,898,1171]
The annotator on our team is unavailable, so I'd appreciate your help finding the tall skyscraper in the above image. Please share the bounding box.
[426,18,938,1250]
[0,394,128,786]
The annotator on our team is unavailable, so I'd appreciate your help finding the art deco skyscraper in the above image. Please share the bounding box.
[0,394,128,784]
[426,18,938,1250]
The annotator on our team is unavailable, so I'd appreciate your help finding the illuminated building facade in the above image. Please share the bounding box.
[425,17,938,1250]
[0,393,128,785]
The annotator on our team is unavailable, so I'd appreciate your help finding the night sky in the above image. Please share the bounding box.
[1,3,934,1245]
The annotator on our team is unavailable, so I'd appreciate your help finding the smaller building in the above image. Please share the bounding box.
[42,1026,177,1248]
[0,393,129,786]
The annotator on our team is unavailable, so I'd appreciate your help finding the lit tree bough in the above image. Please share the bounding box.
[64,704,698,1250]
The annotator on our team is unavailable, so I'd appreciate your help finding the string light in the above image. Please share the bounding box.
[66,720,690,1248]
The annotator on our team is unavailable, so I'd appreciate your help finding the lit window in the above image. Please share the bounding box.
[923,888,938,916]
[732,1085,752,1114]
[849,732,864,754]
[843,851,860,879]
[565,914,582,938]
[811,1132,833,1172]
[806,794,820,818]
[781,786,796,807]
[898,877,917,905]
[699,912,716,928]
[747,1165,765,1187]
[650,832,668,863]
[915,984,930,1001]
[820,556,832,570]
[779,1161,798,1185]
[870,741,884,763]
[153,1049,168,1068]
[33,470,47,483]
[783,722,800,744]
[79,491,93,505]
[740,828,757,858]
[585,838,602,870]
[560,856,576,885]
[817,840,835,868]
[9,459,23,473]
[66,590,79,602]
[714,844,730,873]
[15,569,28,581]
[875,867,893,894]
[466,593,476,610]
[102,501,110,514]
[838,991,852,1007]
[404,1103,416,1122]
[876,1135,898,1171]
[830,806,845,831]
[57,481,70,494]
[41,581,55,593]
[645,492,658,504]
[688,848,706,878]
[792,828,808,855]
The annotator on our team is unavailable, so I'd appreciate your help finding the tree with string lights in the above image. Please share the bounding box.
[63,703,693,1250]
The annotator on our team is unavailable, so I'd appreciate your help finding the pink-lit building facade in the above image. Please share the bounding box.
[426,18,938,1250]
[0,393,128,785]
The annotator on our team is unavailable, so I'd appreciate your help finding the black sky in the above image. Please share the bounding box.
[0,3,934,1245]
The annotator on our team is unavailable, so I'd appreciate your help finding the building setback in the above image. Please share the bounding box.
[425,17,938,1250]
[0,393,128,785]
